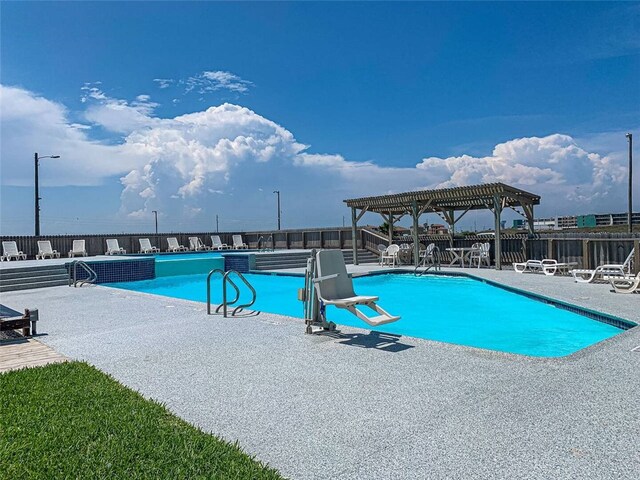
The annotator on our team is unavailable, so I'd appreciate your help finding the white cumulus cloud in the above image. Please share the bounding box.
[1,83,636,232]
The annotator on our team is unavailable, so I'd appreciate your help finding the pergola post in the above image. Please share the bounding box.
[493,195,502,270]
[388,211,394,246]
[412,201,420,267]
[351,207,358,265]
[524,203,535,234]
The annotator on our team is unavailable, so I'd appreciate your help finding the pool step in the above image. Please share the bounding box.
[0,265,69,292]
[253,249,379,271]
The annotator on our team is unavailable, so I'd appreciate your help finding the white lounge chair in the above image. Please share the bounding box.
[36,240,60,259]
[68,240,87,257]
[139,238,160,254]
[314,250,400,327]
[105,239,126,255]
[381,244,400,267]
[610,273,640,294]
[211,235,230,250]
[232,235,248,249]
[166,237,188,252]
[189,236,210,251]
[571,249,634,283]
[514,258,577,276]
[1,241,27,261]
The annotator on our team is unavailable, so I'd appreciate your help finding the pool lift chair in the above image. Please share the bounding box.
[300,249,400,334]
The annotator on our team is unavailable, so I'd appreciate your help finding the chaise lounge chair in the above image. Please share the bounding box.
[105,239,126,255]
[514,259,577,276]
[610,273,640,294]
[1,241,27,261]
[189,236,210,251]
[139,238,160,254]
[232,235,248,249]
[68,240,87,257]
[36,240,61,259]
[166,237,188,252]
[313,250,400,327]
[211,235,230,250]
[571,249,634,283]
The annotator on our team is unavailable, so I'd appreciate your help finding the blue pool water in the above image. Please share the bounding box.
[109,273,624,357]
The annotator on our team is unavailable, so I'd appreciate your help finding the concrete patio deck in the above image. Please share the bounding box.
[0,269,638,479]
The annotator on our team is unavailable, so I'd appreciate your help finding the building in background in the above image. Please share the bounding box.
[512,212,640,231]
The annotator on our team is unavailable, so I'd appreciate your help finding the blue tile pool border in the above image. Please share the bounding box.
[66,257,155,284]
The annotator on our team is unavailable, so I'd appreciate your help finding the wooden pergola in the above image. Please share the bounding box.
[344,182,541,269]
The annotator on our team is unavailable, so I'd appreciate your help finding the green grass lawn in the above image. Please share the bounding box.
[0,361,284,479]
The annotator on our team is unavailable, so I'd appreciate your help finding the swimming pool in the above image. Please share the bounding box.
[109,272,627,357]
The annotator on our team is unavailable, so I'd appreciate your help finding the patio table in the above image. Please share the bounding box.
[446,247,480,268]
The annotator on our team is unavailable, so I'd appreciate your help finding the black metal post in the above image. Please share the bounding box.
[273,190,281,230]
[216,214,219,233]
[34,153,40,236]
[152,210,158,234]
[627,133,633,234]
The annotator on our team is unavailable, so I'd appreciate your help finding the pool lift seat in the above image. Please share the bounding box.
[304,250,400,333]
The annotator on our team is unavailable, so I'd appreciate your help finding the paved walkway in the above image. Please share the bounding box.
[1,272,638,479]
[0,338,67,373]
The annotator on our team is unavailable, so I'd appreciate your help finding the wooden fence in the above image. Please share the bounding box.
[0,227,360,259]
[1,227,638,272]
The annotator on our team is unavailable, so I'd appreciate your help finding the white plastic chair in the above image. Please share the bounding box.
[36,240,60,259]
[377,244,387,265]
[232,235,248,249]
[68,240,87,257]
[166,237,188,252]
[470,242,491,268]
[105,239,126,255]
[419,243,436,266]
[211,235,230,250]
[139,238,160,254]
[1,241,27,261]
[381,244,400,267]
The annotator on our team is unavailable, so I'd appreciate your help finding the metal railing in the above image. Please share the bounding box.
[414,246,441,276]
[68,260,97,287]
[206,269,258,317]
[257,235,275,252]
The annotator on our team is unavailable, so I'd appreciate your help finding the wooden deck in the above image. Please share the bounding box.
[0,339,67,373]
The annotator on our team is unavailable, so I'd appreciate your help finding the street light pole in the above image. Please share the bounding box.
[152,210,158,235]
[273,190,281,230]
[216,214,219,233]
[627,133,633,234]
[34,152,60,236]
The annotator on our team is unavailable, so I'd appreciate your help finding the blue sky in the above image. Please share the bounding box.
[1,1,638,235]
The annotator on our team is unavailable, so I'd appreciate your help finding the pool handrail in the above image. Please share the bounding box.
[206,269,240,315]
[206,269,257,317]
[68,260,98,287]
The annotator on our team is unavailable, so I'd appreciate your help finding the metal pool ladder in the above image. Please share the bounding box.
[68,260,98,287]
[414,246,441,276]
[206,269,258,317]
